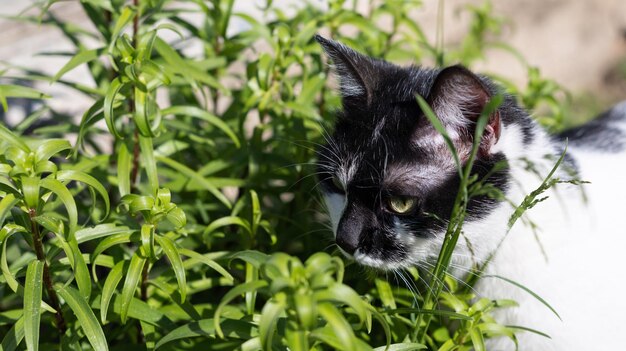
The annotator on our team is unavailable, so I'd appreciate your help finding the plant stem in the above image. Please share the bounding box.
[29,209,66,335]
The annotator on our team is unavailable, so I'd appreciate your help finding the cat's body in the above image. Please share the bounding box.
[474,102,626,350]
[314,35,626,350]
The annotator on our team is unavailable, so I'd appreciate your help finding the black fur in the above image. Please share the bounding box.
[315,36,520,259]
[559,102,626,152]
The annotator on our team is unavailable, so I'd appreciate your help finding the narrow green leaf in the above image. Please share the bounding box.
[485,275,561,320]
[258,299,284,350]
[40,177,78,238]
[108,7,134,54]
[0,177,20,198]
[0,85,49,112]
[140,320,156,351]
[92,294,174,329]
[316,303,357,350]
[153,38,226,92]
[314,284,367,324]
[140,224,155,260]
[73,98,104,155]
[52,48,104,82]
[103,77,125,139]
[24,260,43,351]
[56,170,110,219]
[120,252,146,324]
[1,224,29,293]
[34,139,71,163]
[75,224,132,244]
[155,319,257,349]
[165,207,186,229]
[0,315,24,351]
[250,190,261,236]
[155,235,186,302]
[372,343,427,351]
[69,238,91,300]
[469,328,485,351]
[0,194,20,227]
[156,156,231,208]
[133,88,152,137]
[228,250,269,269]
[375,278,397,309]
[90,232,135,277]
[161,106,240,148]
[205,216,250,236]
[0,118,29,152]
[214,280,268,338]
[179,248,233,282]
[389,308,472,320]
[100,260,126,323]
[117,142,132,196]
[506,325,551,339]
[21,176,41,209]
[56,285,108,351]
[138,135,159,194]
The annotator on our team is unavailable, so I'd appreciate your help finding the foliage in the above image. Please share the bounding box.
[0,0,568,350]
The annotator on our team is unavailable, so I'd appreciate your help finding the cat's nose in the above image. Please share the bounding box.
[336,230,359,254]
[336,201,367,254]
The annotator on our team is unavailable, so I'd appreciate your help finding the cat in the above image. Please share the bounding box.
[314,35,626,350]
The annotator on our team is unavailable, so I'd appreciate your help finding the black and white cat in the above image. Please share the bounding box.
[314,35,626,350]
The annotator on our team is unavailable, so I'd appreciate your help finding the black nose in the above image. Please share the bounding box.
[336,230,359,254]
[336,201,368,254]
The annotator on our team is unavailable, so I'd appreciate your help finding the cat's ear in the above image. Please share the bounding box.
[427,65,501,156]
[315,35,377,106]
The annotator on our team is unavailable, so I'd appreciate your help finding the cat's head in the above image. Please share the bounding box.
[314,35,513,269]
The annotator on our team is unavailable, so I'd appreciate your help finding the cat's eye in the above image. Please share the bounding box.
[331,175,345,192]
[386,196,417,214]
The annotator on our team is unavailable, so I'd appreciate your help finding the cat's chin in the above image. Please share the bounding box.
[351,249,409,271]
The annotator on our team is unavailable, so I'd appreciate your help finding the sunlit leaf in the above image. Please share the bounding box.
[139,135,159,194]
[485,275,561,320]
[75,224,132,244]
[0,85,49,113]
[52,48,104,82]
[103,77,125,139]
[24,260,43,351]
[155,319,257,350]
[117,142,132,196]
[156,156,231,208]
[108,6,134,54]
[40,177,78,238]
[155,235,186,302]
[56,285,108,351]
[56,170,110,219]
[161,106,240,148]
[258,298,284,350]
[120,252,146,324]
[100,260,126,323]
[214,280,268,338]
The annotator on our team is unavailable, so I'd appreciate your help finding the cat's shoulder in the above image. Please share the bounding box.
[558,101,626,152]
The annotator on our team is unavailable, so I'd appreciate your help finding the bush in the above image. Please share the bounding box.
[0,1,566,350]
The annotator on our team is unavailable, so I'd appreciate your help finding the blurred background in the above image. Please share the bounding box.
[1,0,626,127]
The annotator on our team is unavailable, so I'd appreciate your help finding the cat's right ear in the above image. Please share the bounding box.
[426,65,501,157]
[315,35,377,107]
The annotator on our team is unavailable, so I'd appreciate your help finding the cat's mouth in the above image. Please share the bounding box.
[351,249,407,271]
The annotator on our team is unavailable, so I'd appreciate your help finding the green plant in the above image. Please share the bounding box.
[0,1,570,350]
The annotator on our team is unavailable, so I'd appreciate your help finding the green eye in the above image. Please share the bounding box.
[331,175,345,192]
[387,196,417,214]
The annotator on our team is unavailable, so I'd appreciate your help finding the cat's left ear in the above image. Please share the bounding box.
[315,35,378,107]
[427,65,501,156]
